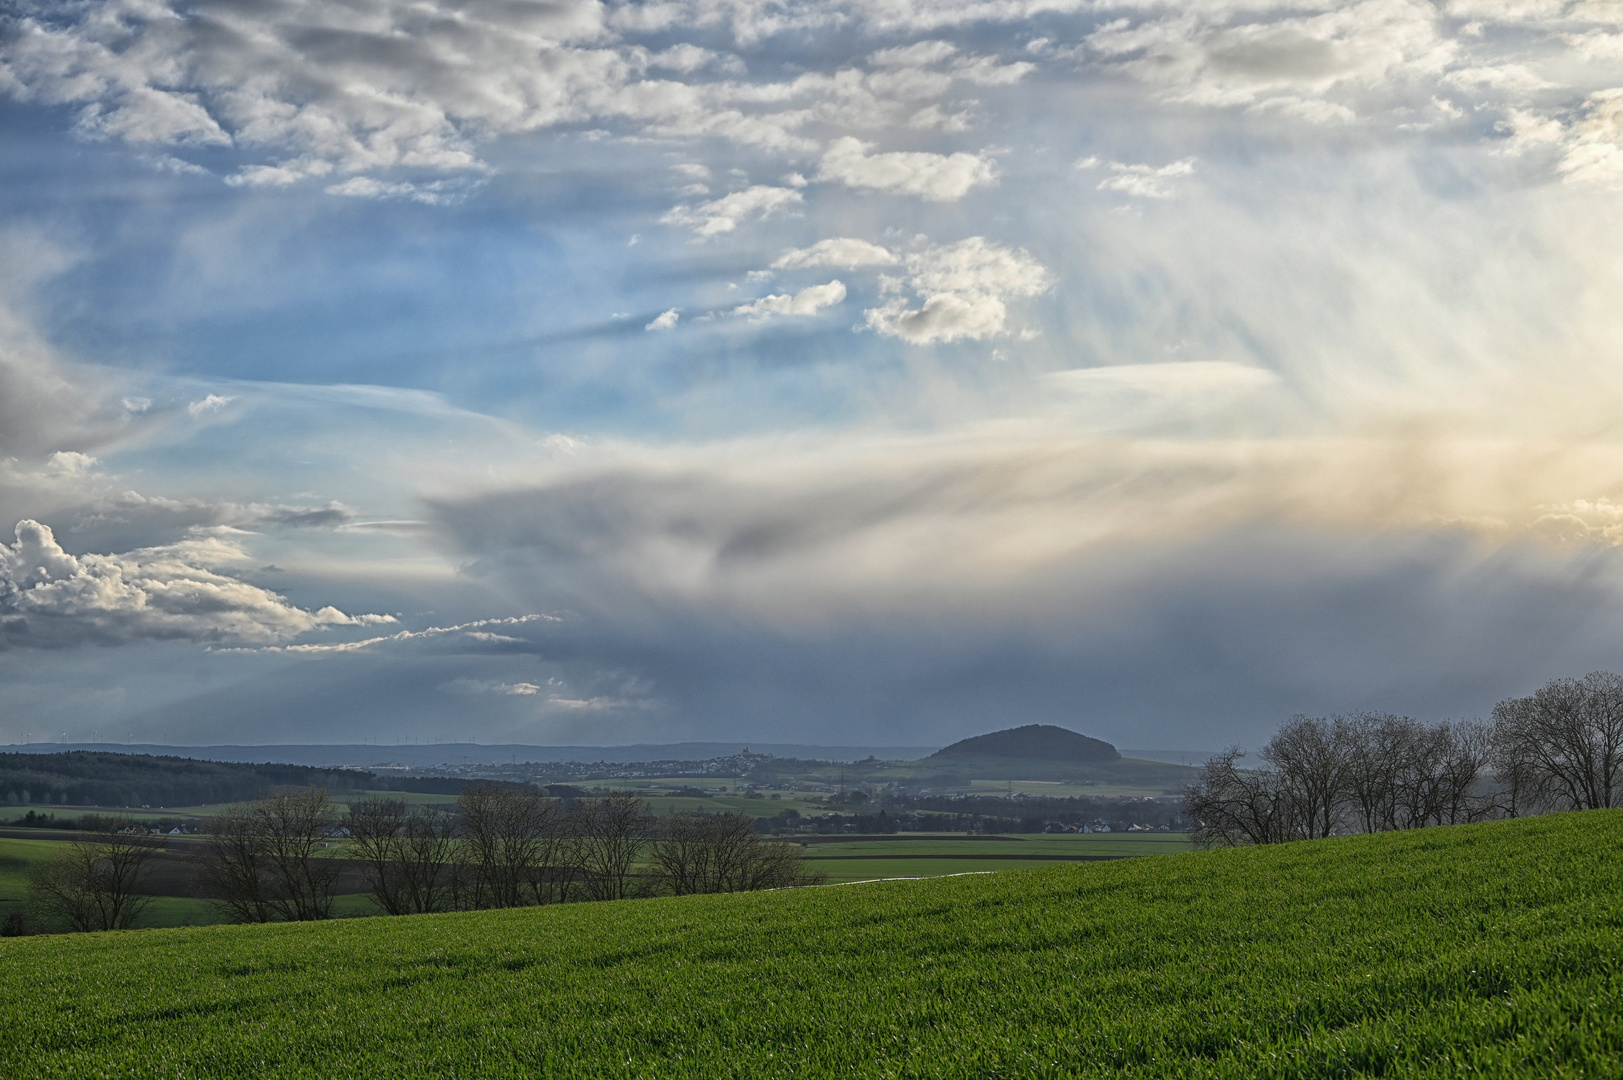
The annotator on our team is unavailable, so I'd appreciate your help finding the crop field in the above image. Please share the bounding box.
[1,831,1178,925]
[0,833,378,930]
[961,776,1182,798]
[3,811,1620,1078]
[799,833,1191,883]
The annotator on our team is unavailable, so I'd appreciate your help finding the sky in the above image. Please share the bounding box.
[2,0,1622,752]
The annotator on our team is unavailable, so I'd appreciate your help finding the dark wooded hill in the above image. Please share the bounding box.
[0,752,522,810]
[911,725,1198,784]
[928,725,1121,764]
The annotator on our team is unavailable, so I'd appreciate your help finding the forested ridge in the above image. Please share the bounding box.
[0,752,368,809]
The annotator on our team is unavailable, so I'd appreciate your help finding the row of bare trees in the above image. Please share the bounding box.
[197,788,343,922]
[203,785,818,923]
[16,784,820,933]
[1186,671,1623,847]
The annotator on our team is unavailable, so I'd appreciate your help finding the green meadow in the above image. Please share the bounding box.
[801,832,1190,883]
[3,811,1620,1078]
[0,831,1179,924]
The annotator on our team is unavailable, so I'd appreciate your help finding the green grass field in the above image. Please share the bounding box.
[3,832,1180,922]
[799,832,1191,883]
[3,811,1620,1077]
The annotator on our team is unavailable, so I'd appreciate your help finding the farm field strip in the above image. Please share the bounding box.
[795,835,1192,858]
[802,852,1122,862]
[806,857,1123,884]
[2,811,1619,1078]
[960,778,1175,797]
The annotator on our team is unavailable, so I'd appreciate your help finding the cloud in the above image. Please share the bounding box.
[0,0,1026,191]
[1097,158,1198,199]
[952,55,1036,86]
[864,293,1010,345]
[11,0,1623,749]
[869,41,961,69]
[816,137,998,201]
[0,0,1617,214]
[326,177,417,200]
[643,44,737,75]
[864,237,1052,344]
[662,184,803,236]
[1555,90,1623,187]
[1494,89,1623,187]
[1566,31,1623,62]
[772,238,899,269]
[0,231,140,461]
[186,394,234,417]
[0,479,362,555]
[1442,64,1556,95]
[1087,0,1457,115]
[440,678,543,696]
[424,415,1623,644]
[1046,360,1277,397]
[0,0,612,180]
[0,519,389,648]
[732,280,847,321]
[247,614,555,655]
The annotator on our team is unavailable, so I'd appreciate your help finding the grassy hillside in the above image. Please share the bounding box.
[2,812,1620,1078]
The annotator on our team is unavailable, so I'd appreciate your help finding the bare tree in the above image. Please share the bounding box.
[1182,750,1300,848]
[253,788,343,921]
[347,799,458,915]
[1193,711,1497,847]
[1492,672,1623,812]
[346,798,410,915]
[195,805,274,923]
[651,811,720,896]
[1490,732,1545,819]
[1262,715,1352,840]
[1425,720,1494,826]
[1341,713,1421,833]
[398,806,460,912]
[653,812,821,895]
[454,784,564,909]
[195,788,341,922]
[27,819,160,932]
[729,835,823,892]
[575,793,656,901]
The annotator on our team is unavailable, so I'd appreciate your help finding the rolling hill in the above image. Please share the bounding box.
[2,811,1619,1077]
[927,724,1121,764]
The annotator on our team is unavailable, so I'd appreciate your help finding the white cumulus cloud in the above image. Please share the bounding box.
[1556,89,1623,187]
[733,280,847,321]
[816,137,998,201]
[1097,158,1198,199]
[0,519,390,648]
[186,394,234,416]
[772,238,899,269]
[864,237,1051,344]
[1087,0,1457,116]
[662,184,803,236]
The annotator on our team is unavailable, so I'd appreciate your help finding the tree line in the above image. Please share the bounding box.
[0,751,373,810]
[0,751,525,813]
[1185,671,1623,847]
[12,785,821,934]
